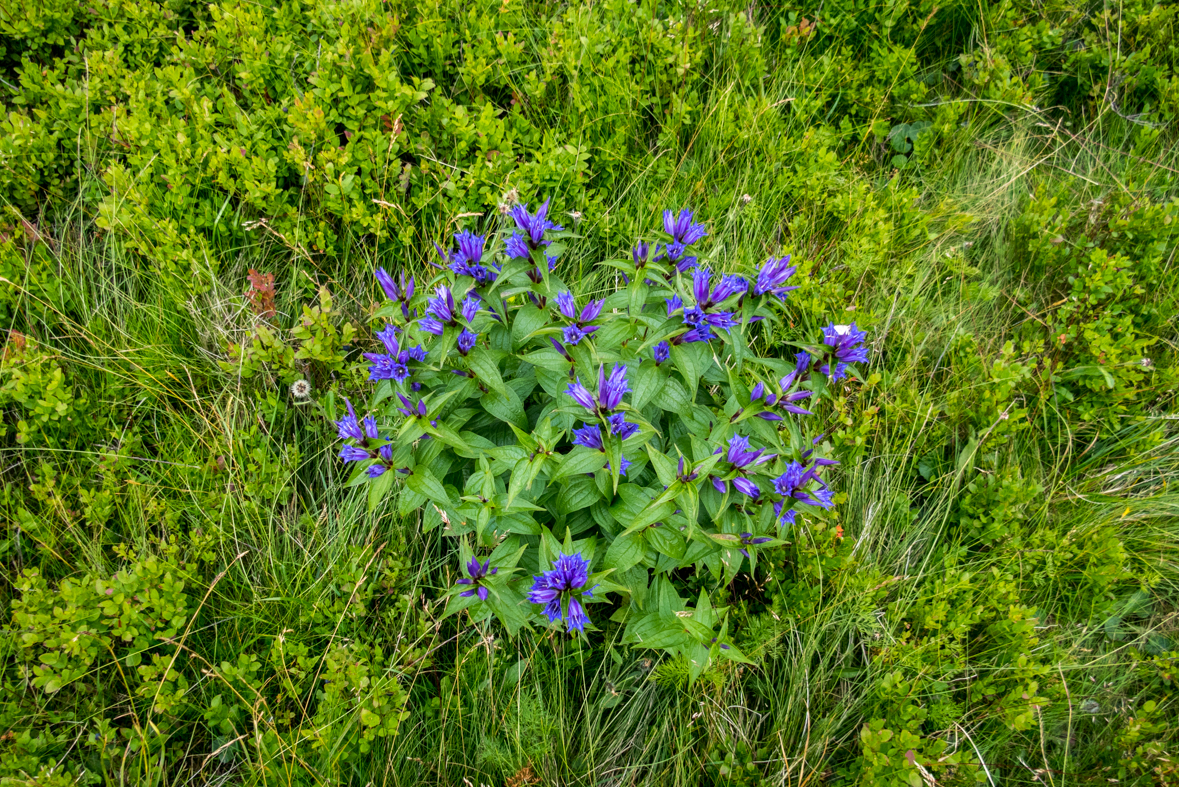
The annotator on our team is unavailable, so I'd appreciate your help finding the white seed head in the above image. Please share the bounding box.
[290,379,312,398]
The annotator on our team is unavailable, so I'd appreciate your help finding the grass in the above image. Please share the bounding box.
[3,1,1178,783]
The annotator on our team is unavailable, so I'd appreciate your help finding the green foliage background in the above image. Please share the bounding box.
[1,0,1177,783]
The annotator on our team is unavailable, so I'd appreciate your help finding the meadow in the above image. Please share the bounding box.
[1,0,1177,784]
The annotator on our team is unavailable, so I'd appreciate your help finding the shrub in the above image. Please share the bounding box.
[330,202,869,677]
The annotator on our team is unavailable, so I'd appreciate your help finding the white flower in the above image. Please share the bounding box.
[290,379,312,399]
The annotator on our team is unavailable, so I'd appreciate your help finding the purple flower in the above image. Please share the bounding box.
[419,315,444,335]
[705,312,739,330]
[820,323,870,378]
[773,500,798,528]
[632,242,650,268]
[375,268,414,303]
[362,416,379,440]
[725,435,773,469]
[509,199,564,248]
[606,456,633,477]
[335,398,366,441]
[599,364,630,411]
[712,476,728,494]
[563,324,587,345]
[506,232,531,260]
[567,365,630,414]
[692,268,747,309]
[367,327,426,382]
[556,291,603,326]
[738,532,773,559]
[607,412,639,439]
[556,291,577,319]
[653,341,670,364]
[427,286,456,324]
[666,295,684,316]
[375,325,401,354]
[551,337,571,359]
[395,392,428,418]
[572,423,604,450]
[683,305,706,327]
[800,487,834,509]
[566,597,589,632]
[458,328,478,355]
[367,464,388,478]
[733,477,760,499]
[452,230,485,264]
[340,445,371,463]
[528,552,594,633]
[674,324,714,345]
[456,556,498,601]
[663,208,708,246]
[566,379,597,412]
[773,461,833,508]
[751,382,765,400]
[754,254,798,299]
[461,293,481,323]
[677,456,699,482]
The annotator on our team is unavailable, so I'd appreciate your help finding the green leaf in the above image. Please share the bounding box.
[631,362,665,410]
[367,468,397,512]
[553,475,601,515]
[646,524,685,560]
[519,349,571,372]
[603,532,646,573]
[512,305,548,348]
[406,468,451,507]
[651,375,692,412]
[622,613,688,649]
[467,348,508,394]
[551,447,607,480]
[480,386,528,429]
[670,344,701,391]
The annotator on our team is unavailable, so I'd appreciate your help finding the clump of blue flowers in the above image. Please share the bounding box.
[331,202,869,675]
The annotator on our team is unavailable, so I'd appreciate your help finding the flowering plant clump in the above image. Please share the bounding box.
[332,201,869,678]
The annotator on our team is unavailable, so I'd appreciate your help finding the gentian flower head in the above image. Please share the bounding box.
[456,557,498,601]
[556,291,577,319]
[632,242,650,268]
[563,324,588,346]
[607,412,639,439]
[738,532,773,559]
[693,268,747,309]
[427,286,456,324]
[335,398,366,441]
[457,328,478,355]
[653,341,670,364]
[599,364,630,411]
[663,208,708,246]
[506,232,531,260]
[676,456,699,482]
[567,365,629,414]
[340,445,371,463]
[725,434,773,469]
[528,552,594,633]
[395,392,429,418]
[754,254,798,299]
[733,477,761,499]
[672,324,715,345]
[820,323,870,380]
[509,199,564,248]
[666,295,684,316]
[461,293,481,323]
[375,268,415,318]
[572,423,604,450]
